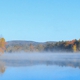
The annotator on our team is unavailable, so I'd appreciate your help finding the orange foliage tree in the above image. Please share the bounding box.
[0,38,6,54]
[30,44,34,52]
[72,44,77,52]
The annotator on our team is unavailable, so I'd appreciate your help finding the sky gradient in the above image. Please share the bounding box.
[0,0,80,42]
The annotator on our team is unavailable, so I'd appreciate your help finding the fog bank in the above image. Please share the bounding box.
[0,53,80,61]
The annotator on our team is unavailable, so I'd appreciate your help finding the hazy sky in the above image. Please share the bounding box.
[0,0,80,42]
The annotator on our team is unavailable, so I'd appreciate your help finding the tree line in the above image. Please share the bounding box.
[5,39,80,53]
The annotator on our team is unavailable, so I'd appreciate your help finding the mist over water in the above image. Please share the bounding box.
[0,52,80,61]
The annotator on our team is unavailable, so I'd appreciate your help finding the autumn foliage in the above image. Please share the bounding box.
[4,39,80,53]
[0,38,6,54]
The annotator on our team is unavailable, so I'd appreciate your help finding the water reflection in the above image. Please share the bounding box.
[0,59,80,68]
[0,54,80,80]
[0,61,5,74]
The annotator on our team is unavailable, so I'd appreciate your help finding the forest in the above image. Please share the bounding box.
[5,39,80,53]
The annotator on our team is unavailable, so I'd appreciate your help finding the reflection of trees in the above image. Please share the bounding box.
[0,61,6,74]
[2,59,80,69]
[43,60,80,69]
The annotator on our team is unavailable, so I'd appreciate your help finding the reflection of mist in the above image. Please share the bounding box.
[0,61,5,74]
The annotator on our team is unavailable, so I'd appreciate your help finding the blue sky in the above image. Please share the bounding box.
[0,0,80,42]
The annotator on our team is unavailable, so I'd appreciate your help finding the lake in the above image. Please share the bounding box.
[0,53,80,80]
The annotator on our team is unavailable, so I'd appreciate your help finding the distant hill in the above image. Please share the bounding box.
[7,40,42,46]
[6,40,56,46]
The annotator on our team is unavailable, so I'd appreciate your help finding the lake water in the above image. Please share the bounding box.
[0,53,80,80]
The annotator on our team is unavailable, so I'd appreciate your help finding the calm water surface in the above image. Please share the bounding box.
[0,53,80,80]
